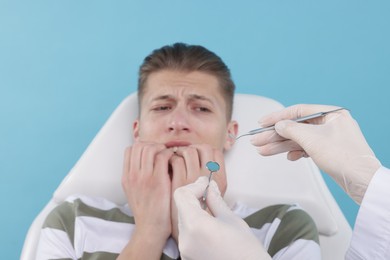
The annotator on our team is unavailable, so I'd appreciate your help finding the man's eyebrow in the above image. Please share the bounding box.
[150,94,214,103]
[150,95,175,102]
[188,94,214,103]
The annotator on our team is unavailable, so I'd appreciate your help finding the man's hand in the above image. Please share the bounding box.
[120,142,229,257]
[120,142,173,259]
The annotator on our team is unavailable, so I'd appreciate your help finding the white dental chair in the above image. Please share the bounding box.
[21,92,352,260]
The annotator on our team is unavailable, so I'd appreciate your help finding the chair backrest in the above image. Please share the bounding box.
[21,93,352,260]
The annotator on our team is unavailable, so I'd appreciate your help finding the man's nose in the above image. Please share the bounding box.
[168,108,190,133]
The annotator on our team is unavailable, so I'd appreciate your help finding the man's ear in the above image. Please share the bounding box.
[224,120,238,150]
[133,119,140,141]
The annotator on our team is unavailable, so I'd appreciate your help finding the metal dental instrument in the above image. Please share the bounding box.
[201,161,220,210]
[236,107,348,140]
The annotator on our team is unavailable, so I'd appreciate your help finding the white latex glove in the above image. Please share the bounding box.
[251,104,381,204]
[174,177,271,260]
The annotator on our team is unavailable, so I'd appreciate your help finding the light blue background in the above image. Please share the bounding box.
[1,1,389,258]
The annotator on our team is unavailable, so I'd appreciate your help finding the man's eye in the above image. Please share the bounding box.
[195,107,211,112]
[153,106,171,111]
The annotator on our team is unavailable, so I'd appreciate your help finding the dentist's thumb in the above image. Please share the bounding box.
[273,119,324,162]
[274,120,314,147]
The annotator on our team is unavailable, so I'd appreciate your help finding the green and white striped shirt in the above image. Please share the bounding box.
[37,195,320,259]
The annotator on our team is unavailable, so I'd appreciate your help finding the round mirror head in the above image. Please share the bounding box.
[206,161,220,172]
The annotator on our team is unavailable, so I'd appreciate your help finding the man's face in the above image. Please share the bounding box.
[133,70,237,150]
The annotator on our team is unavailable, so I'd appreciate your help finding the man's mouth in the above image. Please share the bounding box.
[165,140,192,148]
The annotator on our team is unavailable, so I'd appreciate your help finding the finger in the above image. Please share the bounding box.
[191,144,214,171]
[273,119,326,147]
[188,145,227,196]
[250,130,287,147]
[256,139,302,156]
[126,143,145,190]
[154,148,175,177]
[287,150,307,161]
[191,144,216,180]
[175,178,211,238]
[141,143,167,174]
[206,181,237,223]
[259,104,340,127]
[210,150,227,196]
[123,146,132,176]
[129,142,144,174]
[122,147,133,189]
[174,177,209,213]
[175,146,202,182]
[170,155,187,188]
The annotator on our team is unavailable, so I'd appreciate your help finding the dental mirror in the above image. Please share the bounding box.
[202,161,220,209]
[206,161,220,172]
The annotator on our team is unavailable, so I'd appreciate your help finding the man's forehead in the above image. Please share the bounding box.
[142,82,224,104]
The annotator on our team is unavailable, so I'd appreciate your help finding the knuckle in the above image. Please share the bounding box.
[155,151,170,162]
[183,146,197,156]
[171,155,183,164]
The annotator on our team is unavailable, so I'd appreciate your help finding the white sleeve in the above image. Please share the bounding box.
[346,166,390,260]
[36,227,77,260]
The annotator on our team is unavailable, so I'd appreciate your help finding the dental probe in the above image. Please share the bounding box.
[236,107,347,140]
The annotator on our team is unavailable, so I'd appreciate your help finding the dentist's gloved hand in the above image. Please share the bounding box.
[174,177,271,260]
[251,104,381,204]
